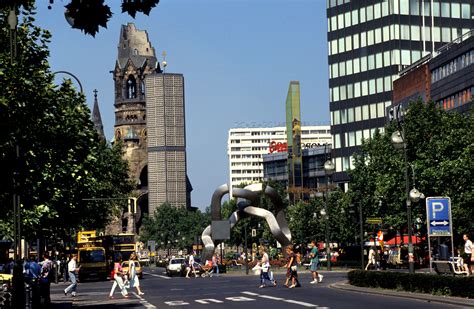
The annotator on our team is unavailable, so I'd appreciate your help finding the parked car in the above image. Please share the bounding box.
[121,260,143,279]
[166,258,185,276]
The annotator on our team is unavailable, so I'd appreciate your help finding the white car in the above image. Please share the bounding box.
[166,258,185,276]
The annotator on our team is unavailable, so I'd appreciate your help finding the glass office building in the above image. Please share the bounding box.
[327,0,473,183]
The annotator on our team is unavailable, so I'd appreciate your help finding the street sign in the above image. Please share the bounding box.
[366,217,382,224]
[426,197,452,236]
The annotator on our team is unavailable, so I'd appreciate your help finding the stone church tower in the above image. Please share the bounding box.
[113,23,161,220]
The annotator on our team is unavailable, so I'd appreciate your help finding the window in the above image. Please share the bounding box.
[356,130,363,146]
[338,13,344,29]
[411,50,421,63]
[374,3,381,19]
[368,54,375,70]
[451,3,460,18]
[353,33,359,49]
[433,27,441,42]
[376,77,383,93]
[424,26,431,41]
[331,40,338,54]
[333,87,340,101]
[346,59,353,75]
[340,108,347,123]
[401,49,411,65]
[360,7,366,23]
[367,5,374,21]
[401,24,410,40]
[410,0,419,15]
[348,132,355,147]
[441,2,450,18]
[331,16,337,31]
[335,157,342,172]
[339,61,346,76]
[370,103,377,118]
[400,0,409,15]
[361,31,367,47]
[333,110,340,125]
[348,107,354,122]
[352,10,359,25]
[362,80,368,96]
[433,1,440,17]
[345,12,351,27]
[367,30,374,45]
[377,102,385,118]
[334,134,341,148]
[340,85,347,101]
[442,27,451,43]
[361,56,367,71]
[411,25,420,41]
[332,63,339,78]
[375,28,382,44]
[354,58,360,73]
[338,38,345,53]
[354,82,361,98]
[383,26,390,42]
[384,51,390,67]
[392,49,400,65]
[345,36,352,51]
[382,0,389,16]
[384,76,392,91]
[369,79,376,95]
[376,53,383,69]
[461,4,470,19]
[423,1,430,17]
[347,83,353,99]
[362,105,369,120]
[355,106,362,121]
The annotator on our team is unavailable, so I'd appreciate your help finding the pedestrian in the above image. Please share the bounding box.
[258,248,276,288]
[365,246,376,270]
[185,252,197,278]
[463,234,473,275]
[211,253,219,277]
[284,245,301,288]
[64,254,80,297]
[309,241,323,284]
[128,253,144,295]
[109,256,129,299]
[39,254,53,308]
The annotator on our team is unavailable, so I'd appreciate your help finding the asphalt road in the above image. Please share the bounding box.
[51,267,461,309]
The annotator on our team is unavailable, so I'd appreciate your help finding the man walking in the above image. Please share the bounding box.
[309,241,323,284]
[64,254,80,297]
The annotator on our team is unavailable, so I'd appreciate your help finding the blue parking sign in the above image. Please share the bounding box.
[426,197,451,236]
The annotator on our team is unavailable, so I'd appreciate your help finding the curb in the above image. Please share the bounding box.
[329,281,474,307]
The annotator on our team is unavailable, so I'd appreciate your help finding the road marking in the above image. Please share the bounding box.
[144,272,172,280]
[225,296,255,302]
[164,300,189,306]
[242,291,319,308]
[195,299,224,304]
[132,292,157,309]
[283,299,318,307]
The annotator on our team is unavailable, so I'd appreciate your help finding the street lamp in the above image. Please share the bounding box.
[391,129,424,273]
[53,71,84,94]
[323,159,335,271]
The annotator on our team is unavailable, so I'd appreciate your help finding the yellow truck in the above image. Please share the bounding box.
[77,231,109,281]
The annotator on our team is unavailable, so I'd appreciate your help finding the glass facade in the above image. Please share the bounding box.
[327,0,474,182]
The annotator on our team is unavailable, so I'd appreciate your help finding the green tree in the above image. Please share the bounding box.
[349,99,473,242]
[0,9,133,241]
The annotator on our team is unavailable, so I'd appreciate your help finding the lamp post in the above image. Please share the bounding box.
[391,129,425,273]
[323,159,335,271]
[53,71,84,94]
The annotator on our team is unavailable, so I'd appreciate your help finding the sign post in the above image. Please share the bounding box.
[426,197,453,273]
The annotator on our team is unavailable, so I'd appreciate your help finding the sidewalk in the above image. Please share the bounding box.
[330,281,474,307]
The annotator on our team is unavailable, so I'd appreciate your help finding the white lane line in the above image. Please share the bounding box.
[241,291,259,296]
[144,272,172,280]
[259,295,284,301]
[132,292,157,309]
[283,299,318,307]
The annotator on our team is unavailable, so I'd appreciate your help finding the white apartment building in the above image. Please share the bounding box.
[227,125,331,188]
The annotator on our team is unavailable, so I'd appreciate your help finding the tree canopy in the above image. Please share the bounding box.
[349,99,473,242]
[0,9,133,241]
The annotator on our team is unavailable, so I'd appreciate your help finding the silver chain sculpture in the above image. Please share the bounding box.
[201,183,292,262]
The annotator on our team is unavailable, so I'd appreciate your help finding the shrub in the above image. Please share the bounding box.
[348,270,474,298]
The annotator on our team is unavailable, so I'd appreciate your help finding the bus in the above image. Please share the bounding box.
[111,233,137,261]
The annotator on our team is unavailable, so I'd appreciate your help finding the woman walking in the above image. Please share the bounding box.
[128,253,144,295]
[285,245,301,288]
[109,256,129,299]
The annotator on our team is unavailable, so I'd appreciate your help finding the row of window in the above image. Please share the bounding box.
[331,101,391,127]
[230,154,260,159]
[231,177,261,183]
[437,87,473,110]
[330,76,395,103]
[329,24,470,56]
[431,50,474,83]
[231,162,262,166]
[231,170,262,174]
[334,127,385,150]
[328,1,471,33]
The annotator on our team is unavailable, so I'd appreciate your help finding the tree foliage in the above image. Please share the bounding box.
[140,204,210,250]
[349,99,473,242]
[0,9,133,241]
[1,0,160,36]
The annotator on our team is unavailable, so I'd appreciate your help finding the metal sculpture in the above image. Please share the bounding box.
[201,183,292,262]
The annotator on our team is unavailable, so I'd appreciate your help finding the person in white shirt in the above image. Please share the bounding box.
[64,255,80,297]
[365,247,376,270]
[186,252,197,278]
[463,234,473,275]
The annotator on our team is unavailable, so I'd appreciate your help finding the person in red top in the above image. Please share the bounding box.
[108,256,129,299]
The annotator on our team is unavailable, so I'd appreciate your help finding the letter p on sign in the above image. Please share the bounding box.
[432,202,444,219]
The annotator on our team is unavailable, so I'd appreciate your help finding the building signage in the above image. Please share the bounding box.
[268,141,323,154]
[426,197,452,236]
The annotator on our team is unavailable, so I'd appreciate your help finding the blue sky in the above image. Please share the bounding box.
[34,0,329,210]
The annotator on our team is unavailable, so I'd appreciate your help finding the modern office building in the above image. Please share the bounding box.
[393,29,474,114]
[146,73,192,213]
[227,126,331,188]
[327,0,473,184]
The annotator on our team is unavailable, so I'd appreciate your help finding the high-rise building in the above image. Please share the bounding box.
[227,125,331,189]
[327,0,473,184]
[146,73,192,213]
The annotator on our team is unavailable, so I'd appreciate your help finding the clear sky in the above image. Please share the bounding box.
[34,0,329,210]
